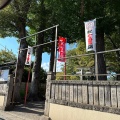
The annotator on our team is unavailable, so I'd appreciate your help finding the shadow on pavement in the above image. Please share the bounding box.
[12,101,44,116]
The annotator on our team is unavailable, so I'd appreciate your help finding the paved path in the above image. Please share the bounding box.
[0,101,44,120]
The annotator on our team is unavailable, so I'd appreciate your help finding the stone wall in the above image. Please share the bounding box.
[0,75,14,110]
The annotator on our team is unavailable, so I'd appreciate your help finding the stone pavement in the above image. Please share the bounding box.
[0,101,45,120]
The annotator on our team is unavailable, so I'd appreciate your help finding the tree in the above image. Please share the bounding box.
[0,49,16,64]
[46,0,120,80]
[0,0,32,101]
[28,0,47,99]
[105,33,120,80]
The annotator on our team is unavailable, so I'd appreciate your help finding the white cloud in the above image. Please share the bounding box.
[56,61,64,72]
[41,62,49,71]
[41,61,64,72]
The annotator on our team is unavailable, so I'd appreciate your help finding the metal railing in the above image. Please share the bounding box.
[56,48,120,81]
[13,24,120,81]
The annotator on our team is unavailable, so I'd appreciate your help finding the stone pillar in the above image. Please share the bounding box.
[3,75,14,111]
[41,72,55,120]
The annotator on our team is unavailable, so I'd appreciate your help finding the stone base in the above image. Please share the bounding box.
[3,105,14,111]
[40,115,50,120]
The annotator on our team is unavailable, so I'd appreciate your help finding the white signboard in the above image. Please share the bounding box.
[84,19,96,51]
[0,69,9,81]
[25,46,33,65]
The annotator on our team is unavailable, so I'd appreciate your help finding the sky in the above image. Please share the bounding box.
[0,37,76,72]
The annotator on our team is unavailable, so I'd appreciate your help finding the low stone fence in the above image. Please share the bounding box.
[0,75,14,110]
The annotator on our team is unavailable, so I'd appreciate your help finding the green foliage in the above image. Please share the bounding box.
[67,41,94,66]
[0,49,16,64]
[105,34,120,74]
[0,0,32,38]
[56,41,94,80]
[0,0,120,81]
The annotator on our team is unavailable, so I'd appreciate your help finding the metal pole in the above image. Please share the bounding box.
[53,25,58,76]
[64,62,66,80]
[35,34,37,45]
[81,69,83,80]
[18,25,59,42]
[64,38,67,80]
[95,52,98,81]
[95,18,98,81]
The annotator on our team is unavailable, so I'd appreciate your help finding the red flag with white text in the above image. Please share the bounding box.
[58,36,66,62]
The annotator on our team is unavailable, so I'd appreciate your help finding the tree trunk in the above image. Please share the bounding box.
[49,28,55,72]
[11,0,32,102]
[14,22,28,102]
[30,31,44,100]
[30,0,46,100]
[96,33,107,80]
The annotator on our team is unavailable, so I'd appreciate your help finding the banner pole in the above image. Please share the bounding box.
[95,19,98,81]
[64,62,66,80]
[24,65,31,105]
[95,51,98,81]
[24,46,33,105]
[64,38,67,80]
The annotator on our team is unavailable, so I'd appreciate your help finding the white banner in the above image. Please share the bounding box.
[25,46,33,65]
[84,19,96,51]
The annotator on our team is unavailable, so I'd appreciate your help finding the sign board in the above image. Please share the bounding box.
[0,69,9,81]
[84,19,96,51]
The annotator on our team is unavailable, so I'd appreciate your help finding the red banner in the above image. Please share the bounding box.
[58,36,66,62]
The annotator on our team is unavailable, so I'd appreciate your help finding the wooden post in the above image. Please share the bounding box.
[44,72,55,117]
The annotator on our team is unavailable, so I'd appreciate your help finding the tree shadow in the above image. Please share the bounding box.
[0,118,5,120]
[12,101,44,116]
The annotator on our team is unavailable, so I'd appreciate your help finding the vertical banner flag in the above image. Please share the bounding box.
[58,36,66,62]
[25,46,33,65]
[84,19,96,51]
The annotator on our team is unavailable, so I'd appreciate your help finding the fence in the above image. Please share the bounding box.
[50,80,120,114]
[42,72,120,120]
[43,48,120,119]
